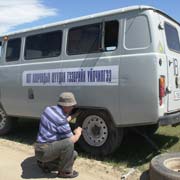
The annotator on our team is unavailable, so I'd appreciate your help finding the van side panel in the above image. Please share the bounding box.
[118,54,159,126]
[117,10,159,126]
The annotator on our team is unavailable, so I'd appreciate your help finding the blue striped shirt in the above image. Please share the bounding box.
[36,105,73,143]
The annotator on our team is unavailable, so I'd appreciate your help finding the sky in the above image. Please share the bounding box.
[0,0,180,35]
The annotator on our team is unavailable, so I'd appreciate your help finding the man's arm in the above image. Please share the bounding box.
[70,127,82,143]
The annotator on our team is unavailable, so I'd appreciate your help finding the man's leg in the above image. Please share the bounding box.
[73,150,78,161]
[35,139,77,173]
[46,150,77,172]
[57,139,75,173]
[57,148,79,178]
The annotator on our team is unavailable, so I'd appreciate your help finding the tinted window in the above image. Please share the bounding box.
[165,23,180,52]
[125,15,151,49]
[67,21,119,55]
[67,23,101,55]
[25,30,62,60]
[6,38,21,62]
[104,21,119,51]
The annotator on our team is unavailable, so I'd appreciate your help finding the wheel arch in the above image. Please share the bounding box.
[75,106,117,127]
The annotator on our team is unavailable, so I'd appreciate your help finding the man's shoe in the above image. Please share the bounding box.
[57,170,79,178]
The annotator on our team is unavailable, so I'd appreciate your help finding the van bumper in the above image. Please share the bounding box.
[159,112,180,126]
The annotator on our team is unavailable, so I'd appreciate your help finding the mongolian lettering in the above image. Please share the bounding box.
[52,72,66,84]
[88,69,112,82]
[32,73,51,84]
[67,69,86,83]
[22,66,118,86]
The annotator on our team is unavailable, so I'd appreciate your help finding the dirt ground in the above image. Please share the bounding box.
[0,139,142,180]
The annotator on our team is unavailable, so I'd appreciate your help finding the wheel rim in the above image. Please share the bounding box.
[0,109,7,130]
[164,158,180,172]
[82,115,108,147]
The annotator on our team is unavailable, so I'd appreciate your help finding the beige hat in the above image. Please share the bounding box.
[58,92,77,107]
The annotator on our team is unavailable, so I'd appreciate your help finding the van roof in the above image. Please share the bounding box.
[1,5,179,37]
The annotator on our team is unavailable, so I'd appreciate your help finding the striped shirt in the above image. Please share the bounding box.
[36,105,73,143]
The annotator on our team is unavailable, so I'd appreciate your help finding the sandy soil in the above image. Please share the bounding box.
[0,139,141,180]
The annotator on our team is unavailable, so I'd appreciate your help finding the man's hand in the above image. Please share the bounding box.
[70,127,82,143]
[74,127,82,136]
[67,116,72,122]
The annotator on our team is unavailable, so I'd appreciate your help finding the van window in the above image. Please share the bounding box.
[125,15,151,49]
[25,30,62,60]
[6,38,21,62]
[164,23,180,52]
[67,23,101,55]
[67,21,119,55]
[104,21,119,51]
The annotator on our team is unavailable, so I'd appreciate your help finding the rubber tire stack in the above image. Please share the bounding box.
[149,152,180,180]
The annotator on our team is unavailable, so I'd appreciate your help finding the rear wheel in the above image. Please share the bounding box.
[76,110,123,156]
[0,107,16,135]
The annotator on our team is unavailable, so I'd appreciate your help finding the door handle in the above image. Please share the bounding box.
[28,88,34,99]
[169,60,173,66]
[166,87,171,94]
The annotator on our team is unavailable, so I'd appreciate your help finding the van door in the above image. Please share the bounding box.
[0,37,23,116]
[162,19,180,112]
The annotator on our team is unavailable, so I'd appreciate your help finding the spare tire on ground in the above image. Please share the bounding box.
[150,152,180,180]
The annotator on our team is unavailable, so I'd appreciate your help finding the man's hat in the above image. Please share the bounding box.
[58,92,77,107]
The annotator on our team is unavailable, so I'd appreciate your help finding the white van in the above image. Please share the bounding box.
[0,5,180,155]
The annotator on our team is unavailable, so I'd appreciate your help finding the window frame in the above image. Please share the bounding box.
[5,38,21,62]
[164,22,180,53]
[67,20,119,56]
[124,14,151,50]
[67,23,102,55]
[24,30,63,60]
[104,20,119,51]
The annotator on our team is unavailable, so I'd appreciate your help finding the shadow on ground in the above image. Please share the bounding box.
[99,130,179,167]
[1,119,179,169]
[21,156,57,179]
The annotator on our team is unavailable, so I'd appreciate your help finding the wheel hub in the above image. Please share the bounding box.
[91,125,101,137]
[164,158,180,172]
[82,115,108,147]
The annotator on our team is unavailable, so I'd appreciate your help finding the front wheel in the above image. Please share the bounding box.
[0,107,15,135]
[76,110,123,156]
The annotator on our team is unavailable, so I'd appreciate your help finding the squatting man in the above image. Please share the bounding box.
[34,92,82,178]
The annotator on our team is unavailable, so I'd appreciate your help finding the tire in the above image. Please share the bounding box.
[137,124,159,137]
[150,152,180,180]
[0,107,15,135]
[76,110,123,156]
